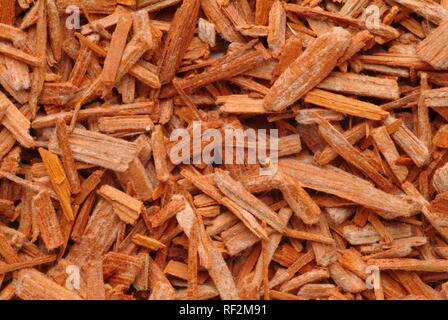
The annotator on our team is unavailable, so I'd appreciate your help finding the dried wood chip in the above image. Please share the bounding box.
[280,158,421,219]
[0,92,33,148]
[393,0,448,25]
[267,1,286,58]
[151,125,170,182]
[317,118,395,193]
[83,260,106,300]
[368,258,448,273]
[175,194,240,299]
[159,0,200,84]
[29,0,46,115]
[263,27,351,111]
[0,255,57,275]
[48,128,139,172]
[98,185,143,225]
[16,269,82,300]
[371,126,408,182]
[201,0,245,43]
[384,116,430,167]
[132,234,166,251]
[55,119,81,194]
[148,257,176,300]
[175,41,267,93]
[305,89,389,121]
[280,268,329,293]
[417,20,448,70]
[317,72,400,100]
[33,191,64,250]
[0,43,40,66]
[64,198,121,268]
[286,4,400,39]
[433,125,448,148]
[101,13,133,89]
[0,233,19,264]
[198,18,216,47]
[215,169,285,232]
[38,148,74,221]
[46,0,62,62]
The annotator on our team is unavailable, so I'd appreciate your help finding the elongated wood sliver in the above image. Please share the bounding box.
[263,27,351,111]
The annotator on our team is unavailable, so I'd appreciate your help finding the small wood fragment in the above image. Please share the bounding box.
[98,185,143,225]
[33,191,64,250]
[263,27,351,111]
[38,148,74,221]
[55,119,81,194]
[132,234,166,251]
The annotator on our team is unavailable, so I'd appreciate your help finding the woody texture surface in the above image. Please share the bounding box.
[1,0,448,301]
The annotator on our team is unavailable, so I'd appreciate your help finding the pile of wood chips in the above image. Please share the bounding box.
[2,0,448,301]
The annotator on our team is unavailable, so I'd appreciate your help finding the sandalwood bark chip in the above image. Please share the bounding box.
[38,148,74,221]
[1,0,448,301]
[48,128,139,172]
[263,27,351,112]
[33,191,64,250]
[158,0,200,84]
[98,185,143,225]
[214,169,285,233]
[0,91,33,148]
[16,269,82,300]
[304,89,390,121]
[416,20,448,70]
